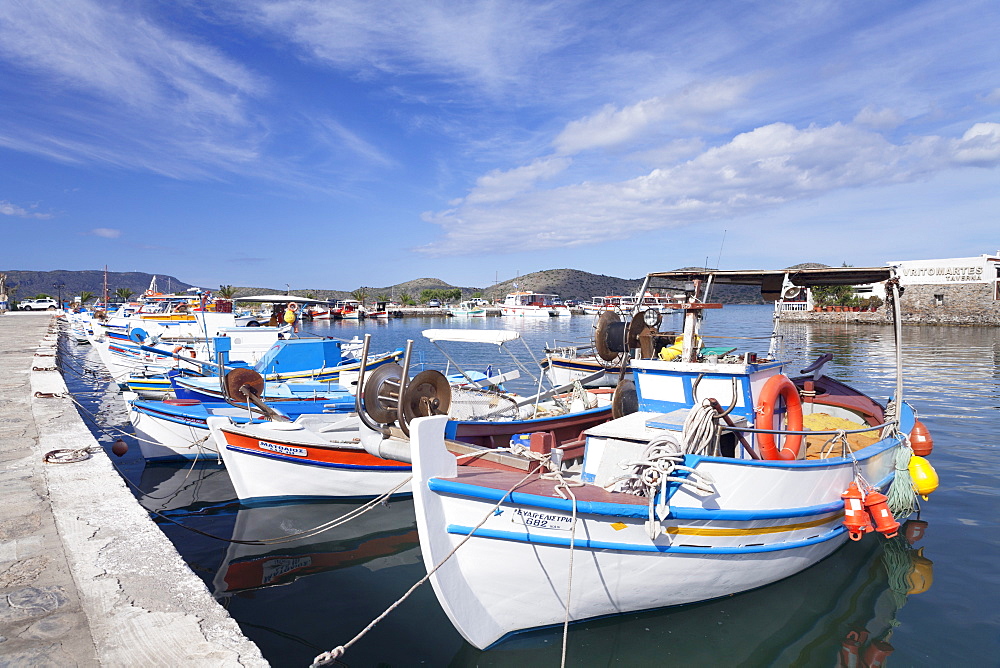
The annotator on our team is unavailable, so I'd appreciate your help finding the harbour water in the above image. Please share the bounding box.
[63,306,999,666]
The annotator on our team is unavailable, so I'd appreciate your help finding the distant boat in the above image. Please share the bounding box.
[448,301,487,317]
[501,292,570,317]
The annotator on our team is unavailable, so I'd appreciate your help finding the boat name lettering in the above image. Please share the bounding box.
[511,508,573,531]
[258,441,308,457]
[262,556,313,584]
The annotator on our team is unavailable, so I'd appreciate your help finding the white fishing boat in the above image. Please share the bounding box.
[405,266,939,650]
[205,331,614,502]
[447,301,487,317]
[501,292,567,317]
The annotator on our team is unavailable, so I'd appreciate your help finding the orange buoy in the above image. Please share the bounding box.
[756,374,804,460]
[864,490,900,538]
[841,482,872,540]
[910,420,933,456]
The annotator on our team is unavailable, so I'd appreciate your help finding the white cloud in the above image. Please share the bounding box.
[553,78,752,155]
[950,122,1000,166]
[464,157,573,205]
[90,228,121,238]
[0,200,51,219]
[420,121,1000,256]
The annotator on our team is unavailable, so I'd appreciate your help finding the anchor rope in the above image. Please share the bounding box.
[682,400,722,456]
[604,432,716,540]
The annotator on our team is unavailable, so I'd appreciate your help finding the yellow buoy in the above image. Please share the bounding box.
[909,455,939,500]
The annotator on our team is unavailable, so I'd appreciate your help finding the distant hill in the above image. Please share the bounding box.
[482,269,645,302]
[0,270,192,302]
[4,264,834,305]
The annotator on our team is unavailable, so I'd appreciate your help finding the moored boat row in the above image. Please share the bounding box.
[65,264,941,655]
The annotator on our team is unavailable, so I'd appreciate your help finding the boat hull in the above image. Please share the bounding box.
[408,415,901,649]
[208,418,412,502]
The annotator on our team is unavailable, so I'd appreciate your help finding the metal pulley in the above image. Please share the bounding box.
[400,370,452,427]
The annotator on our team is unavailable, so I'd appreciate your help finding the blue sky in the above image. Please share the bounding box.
[2,0,999,291]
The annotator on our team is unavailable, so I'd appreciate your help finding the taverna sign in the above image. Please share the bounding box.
[891,255,999,286]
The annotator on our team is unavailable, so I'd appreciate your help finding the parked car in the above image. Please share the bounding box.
[427,299,441,307]
[20,298,58,311]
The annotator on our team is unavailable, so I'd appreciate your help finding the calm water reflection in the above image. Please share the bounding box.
[65,306,1000,666]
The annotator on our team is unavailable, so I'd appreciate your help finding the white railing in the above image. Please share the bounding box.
[774,301,811,312]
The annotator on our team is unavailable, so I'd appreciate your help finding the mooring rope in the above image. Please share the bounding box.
[311,460,547,667]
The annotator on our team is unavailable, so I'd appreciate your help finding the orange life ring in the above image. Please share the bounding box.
[756,374,803,460]
[171,345,184,354]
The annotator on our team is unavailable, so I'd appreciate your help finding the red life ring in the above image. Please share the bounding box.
[756,374,804,460]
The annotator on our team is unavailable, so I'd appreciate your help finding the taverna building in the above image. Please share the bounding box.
[778,252,1000,325]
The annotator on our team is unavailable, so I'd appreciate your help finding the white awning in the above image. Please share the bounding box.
[422,329,521,345]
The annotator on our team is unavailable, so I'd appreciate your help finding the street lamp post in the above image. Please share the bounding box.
[54,283,65,309]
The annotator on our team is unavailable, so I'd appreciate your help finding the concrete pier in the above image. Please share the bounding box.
[0,312,266,666]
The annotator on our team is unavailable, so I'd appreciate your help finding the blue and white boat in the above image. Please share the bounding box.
[168,338,403,401]
[126,392,357,462]
[406,266,938,650]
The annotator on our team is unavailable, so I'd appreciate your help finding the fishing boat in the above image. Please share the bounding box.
[448,301,487,317]
[205,331,615,502]
[405,266,939,650]
[125,391,356,461]
[161,337,403,399]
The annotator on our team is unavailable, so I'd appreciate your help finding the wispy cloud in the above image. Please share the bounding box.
[0,0,266,178]
[231,0,578,97]
[90,228,121,238]
[420,121,1000,256]
[0,200,52,219]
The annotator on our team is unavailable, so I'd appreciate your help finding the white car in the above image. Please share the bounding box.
[20,298,58,311]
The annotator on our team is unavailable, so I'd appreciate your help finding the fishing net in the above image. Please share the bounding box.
[448,387,521,422]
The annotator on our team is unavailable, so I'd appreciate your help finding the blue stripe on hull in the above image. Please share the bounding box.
[445,524,847,554]
[428,471,894,520]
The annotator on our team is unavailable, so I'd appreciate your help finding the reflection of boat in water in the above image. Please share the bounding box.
[209,498,460,667]
[448,520,934,666]
[137,460,236,514]
[213,498,419,597]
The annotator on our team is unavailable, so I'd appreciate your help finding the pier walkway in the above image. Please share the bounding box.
[0,312,266,666]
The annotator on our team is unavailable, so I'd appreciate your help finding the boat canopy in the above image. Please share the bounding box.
[646,267,894,287]
[422,329,521,345]
[237,294,317,303]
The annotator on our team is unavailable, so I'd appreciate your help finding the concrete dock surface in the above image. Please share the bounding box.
[0,312,266,666]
